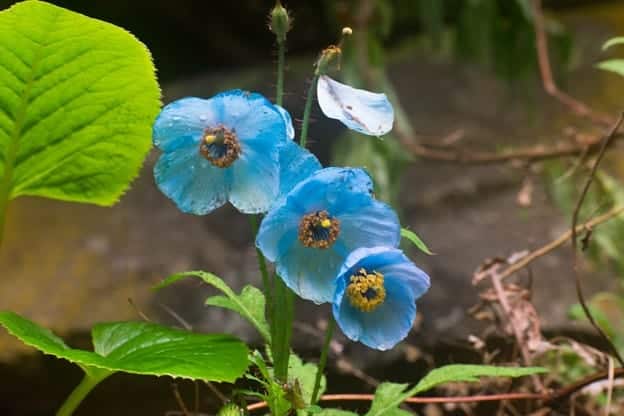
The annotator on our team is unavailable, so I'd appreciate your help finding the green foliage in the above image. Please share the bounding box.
[289,354,327,415]
[365,382,413,416]
[0,310,249,382]
[317,410,358,416]
[363,365,545,416]
[155,271,270,342]
[411,364,547,395]
[596,35,624,77]
[569,293,624,355]
[0,0,160,207]
[246,351,292,416]
[401,227,433,255]
[597,60,624,78]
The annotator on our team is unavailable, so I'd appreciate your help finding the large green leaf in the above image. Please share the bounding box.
[411,364,546,395]
[0,311,249,383]
[155,271,271,342]
[0,0,159,207]
[364,365,546,416]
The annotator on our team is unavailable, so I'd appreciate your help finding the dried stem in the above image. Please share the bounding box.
[399,134,623,165]
[569,112,624,367]
[247,366,624,411]
[495,205,624,281]
[531,0,613,126]
[490,271,544,392]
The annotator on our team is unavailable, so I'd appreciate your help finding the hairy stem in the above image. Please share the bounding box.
[300,75,318,149]
[276,40,285,107]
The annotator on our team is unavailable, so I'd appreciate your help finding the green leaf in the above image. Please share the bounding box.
[288,354,326,414]
[401,228,433,255]
[0,310,249,383]
[603,37,624,50]
[0,0,160,207]
[155,271,270,343]
[412,364,547,395]
[365,383,411,416]
[317,410,358,416]
[597,59,624,77]
[364,366,546,416]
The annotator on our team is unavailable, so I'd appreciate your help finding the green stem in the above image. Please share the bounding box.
[272,277,294,381]
[56,371,109,416]
[276,40,285,107]
[299,75,319,149]
[309,318,335,409]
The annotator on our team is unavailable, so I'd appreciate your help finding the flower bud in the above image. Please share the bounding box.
[315,45,342,76]
[269,1,291,43]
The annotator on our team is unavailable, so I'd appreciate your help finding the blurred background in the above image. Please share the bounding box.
[1,0,624,414]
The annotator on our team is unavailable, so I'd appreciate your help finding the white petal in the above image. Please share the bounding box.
[317,75,394,136]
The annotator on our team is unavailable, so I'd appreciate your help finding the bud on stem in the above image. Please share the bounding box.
[270,0,291,44]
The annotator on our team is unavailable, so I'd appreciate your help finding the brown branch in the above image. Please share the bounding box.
[399,132,623,165]
[569,112,624,367]
[546,368,624,404]
[531,0,613,126]
[245,367,624,412]
[480,205,624,282]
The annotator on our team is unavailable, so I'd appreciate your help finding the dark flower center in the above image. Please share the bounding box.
[298,210,340,249]
[346,268,386,312]
[199,126,241,168]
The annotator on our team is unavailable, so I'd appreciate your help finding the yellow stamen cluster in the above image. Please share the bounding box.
[298,210,340,249]
[346,268,386,312]
[199,126,241,168]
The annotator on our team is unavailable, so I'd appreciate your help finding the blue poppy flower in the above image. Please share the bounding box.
[317,75,394,136]
[332,246,430,350]
[256,167,400,303]
[153,90,287,215]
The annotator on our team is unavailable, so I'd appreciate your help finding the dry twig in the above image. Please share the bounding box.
[569,112,624,367]
[531,0,613,126]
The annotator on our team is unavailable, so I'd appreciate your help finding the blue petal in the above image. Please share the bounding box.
[154,144,230,215]
[256,202,300,262]
[214,90,287,144]
[332,246,430,350]
[333,274,416,350]
[334,196,400,251]
[286,167,374,214]
[317,75,394,136]
[276,244,345,304]
[228,143,280,214]
[338,247,430,299]
[277,140,322,203]
[275,105,295,140]
[153,97,221,152]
